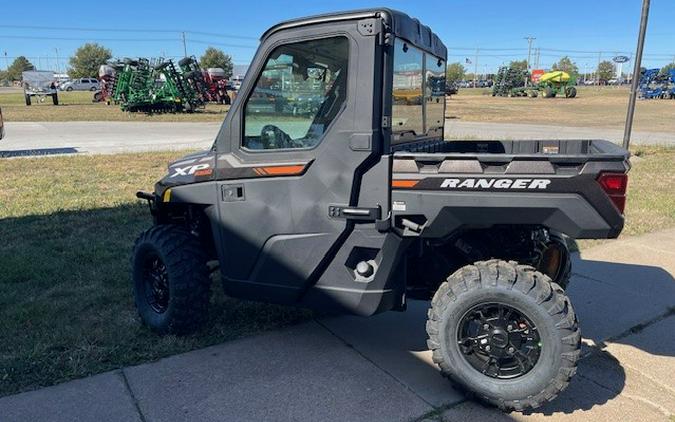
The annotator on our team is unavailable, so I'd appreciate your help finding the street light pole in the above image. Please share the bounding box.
[623,0,650,150]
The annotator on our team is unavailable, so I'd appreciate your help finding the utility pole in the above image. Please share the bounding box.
[3,51,8,71]
[597,51,602,86]
[54,48,60,74]
[181,32,188,57]
[623,0,650,150]
[473,48,479,87]
[524,36,535,86]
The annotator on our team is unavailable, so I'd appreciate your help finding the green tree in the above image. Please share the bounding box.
[68,43,112,78]
[660,62,675,76]
[199,47,233,78]
[445,62,466,83]
[552,56,579,77]
[5,56,34,81]
[509,60,528,73]
[597,60,615,83]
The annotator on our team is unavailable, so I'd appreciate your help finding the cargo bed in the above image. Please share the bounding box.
[391,139,630,239]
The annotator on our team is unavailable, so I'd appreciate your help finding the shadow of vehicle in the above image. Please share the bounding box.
[0,205,310,397]
[319,255,675,415]
[2,200,672,416]
[0,147,78,158]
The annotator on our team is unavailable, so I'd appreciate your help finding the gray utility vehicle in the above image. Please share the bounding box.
[133,9,630,411]
[22,71,59,106]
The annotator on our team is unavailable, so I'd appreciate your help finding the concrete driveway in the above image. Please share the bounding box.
[1,230,674,422]
[1,120,672,157]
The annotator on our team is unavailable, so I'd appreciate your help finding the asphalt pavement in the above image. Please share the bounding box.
[1,229,673,422]
[1,120,673,157]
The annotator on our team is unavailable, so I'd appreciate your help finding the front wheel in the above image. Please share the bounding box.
[426,260,580,411]
[131,225,211,335]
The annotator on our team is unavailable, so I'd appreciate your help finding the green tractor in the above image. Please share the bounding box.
[537,71,577,98]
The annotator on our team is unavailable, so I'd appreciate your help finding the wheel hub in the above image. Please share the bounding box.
[489,329,509,348]
[457,303,541,379]
[143,254,170,313]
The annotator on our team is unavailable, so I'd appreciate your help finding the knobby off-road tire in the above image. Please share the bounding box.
[132,225,211,335]
[426,260,581,411]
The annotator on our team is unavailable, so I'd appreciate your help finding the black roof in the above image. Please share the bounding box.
[261,8,447,59]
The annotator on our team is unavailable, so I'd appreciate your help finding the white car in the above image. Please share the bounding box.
[60,78,100,91]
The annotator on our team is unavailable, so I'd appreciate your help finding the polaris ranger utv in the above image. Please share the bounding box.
[132,9,630,411]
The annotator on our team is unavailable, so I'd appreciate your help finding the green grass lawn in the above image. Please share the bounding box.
[0,90,230,122]
[0,146,673,397]
[0,152,310,397]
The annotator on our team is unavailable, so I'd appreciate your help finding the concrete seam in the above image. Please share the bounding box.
[570,271,615,285]
[605,308,675,343]
[313,318,440,409]
[118,369,148,422]
[578,372,672,418]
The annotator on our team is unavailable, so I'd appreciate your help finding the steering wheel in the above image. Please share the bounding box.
[260,124,296,149]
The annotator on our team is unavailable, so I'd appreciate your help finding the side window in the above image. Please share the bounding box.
[243,37,349,150]
[425,55,446,131]
[392,39,424,137]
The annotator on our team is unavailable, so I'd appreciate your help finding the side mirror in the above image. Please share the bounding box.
[0,107,4,140]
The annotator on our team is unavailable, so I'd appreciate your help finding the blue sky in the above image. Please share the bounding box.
[1,0,673,74]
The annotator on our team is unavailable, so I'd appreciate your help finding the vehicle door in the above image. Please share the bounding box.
[212,22,387,300]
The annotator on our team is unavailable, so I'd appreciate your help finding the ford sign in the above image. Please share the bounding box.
[613,55,630,63]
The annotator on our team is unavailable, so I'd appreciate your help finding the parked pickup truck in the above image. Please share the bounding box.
[132,9,630,411]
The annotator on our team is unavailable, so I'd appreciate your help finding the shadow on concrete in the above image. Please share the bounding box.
[325,255,674,416]
[0,147,78,157]
[568,258,675,356]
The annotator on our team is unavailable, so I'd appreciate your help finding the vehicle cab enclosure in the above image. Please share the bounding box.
[148,9,629,316]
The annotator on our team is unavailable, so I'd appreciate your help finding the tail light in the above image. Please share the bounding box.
[597,173,628,214]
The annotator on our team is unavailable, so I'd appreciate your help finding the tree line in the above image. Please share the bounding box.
[446,56,675,84]
[0,43,234,81]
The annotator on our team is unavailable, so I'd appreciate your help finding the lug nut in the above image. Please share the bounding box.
[507,325,513,331]
[483,324,490,329]
[485,345,491,352]
[508,347,515,353]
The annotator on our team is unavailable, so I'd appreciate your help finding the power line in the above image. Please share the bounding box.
[0,34,179,42]
[0,24,258,40]
[187,39,257,49]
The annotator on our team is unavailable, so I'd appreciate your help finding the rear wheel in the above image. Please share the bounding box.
[565,87,577,98]
[426,260,580,411]
[131,225,211,335]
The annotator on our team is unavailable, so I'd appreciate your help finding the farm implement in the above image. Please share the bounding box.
[492,67,577,98]
[96,56,230,113]
[639,68,675,99]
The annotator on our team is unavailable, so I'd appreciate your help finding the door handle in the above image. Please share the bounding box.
[329,205,381,221]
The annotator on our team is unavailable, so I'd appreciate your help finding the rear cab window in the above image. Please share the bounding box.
[391,38,446,145]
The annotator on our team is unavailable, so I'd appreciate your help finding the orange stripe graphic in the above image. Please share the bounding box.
[391,180,419,188]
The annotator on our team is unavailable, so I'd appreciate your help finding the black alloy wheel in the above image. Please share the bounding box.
[457,302,541,379]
